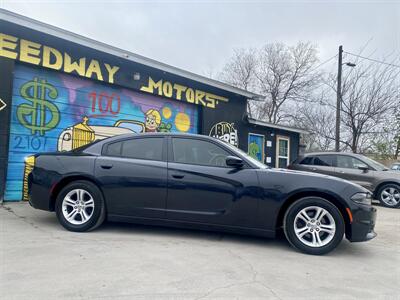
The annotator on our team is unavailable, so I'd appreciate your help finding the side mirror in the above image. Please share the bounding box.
[358,166,369,172]
[226,156,244,168]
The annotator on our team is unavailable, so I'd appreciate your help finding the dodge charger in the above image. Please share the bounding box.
[28,133,377,255]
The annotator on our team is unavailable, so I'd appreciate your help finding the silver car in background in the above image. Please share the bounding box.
[289,152,400,208]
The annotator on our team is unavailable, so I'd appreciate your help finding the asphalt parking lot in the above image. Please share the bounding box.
[1,202,399,300]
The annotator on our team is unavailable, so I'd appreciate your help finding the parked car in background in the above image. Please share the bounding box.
[391,163,400,171]
[28,133,376,255]
[289,152,400,208]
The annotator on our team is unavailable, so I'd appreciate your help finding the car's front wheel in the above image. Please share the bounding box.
[283,197,345,255]
[377,183,400,208]
[55,180,106,232]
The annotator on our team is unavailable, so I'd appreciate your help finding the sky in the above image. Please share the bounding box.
[1,0,399,77]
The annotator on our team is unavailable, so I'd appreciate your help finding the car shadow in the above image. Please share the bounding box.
[100,220,290,249]
[99,221,375,258]
[23,209,375,258]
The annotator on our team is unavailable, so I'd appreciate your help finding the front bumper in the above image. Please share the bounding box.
[347,204,377,242]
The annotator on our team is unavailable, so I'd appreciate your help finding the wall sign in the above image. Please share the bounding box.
[209,122,238,146]
[0,33,229,109]
[140,77,229,109]
[0,33,119,84]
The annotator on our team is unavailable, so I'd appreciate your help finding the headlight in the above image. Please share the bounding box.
[63,133,72,141]
[351,192,372,205]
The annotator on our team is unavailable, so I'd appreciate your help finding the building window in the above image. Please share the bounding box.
[248,133,265,163]
[276,136,290,168]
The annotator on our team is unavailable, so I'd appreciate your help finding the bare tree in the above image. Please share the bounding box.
[219,42,320,123]
[287,89,336,151]
[219,48,257,116]
[370,106,400,159]
[253,42,320,123]
[325,59,400,153]
[394,107,400,159]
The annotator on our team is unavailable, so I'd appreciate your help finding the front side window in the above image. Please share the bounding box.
[336,155,368,169]
[172,138,231,167]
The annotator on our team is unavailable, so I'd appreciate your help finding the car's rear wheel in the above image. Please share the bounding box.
[55,180,106,232]
[377,183,400,208]
[283,197,345,255]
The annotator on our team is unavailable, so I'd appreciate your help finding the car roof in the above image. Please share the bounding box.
[300,152,365,158]
[103,132,217,141]
[83,132,226,155]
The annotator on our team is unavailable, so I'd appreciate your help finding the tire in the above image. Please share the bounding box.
[376,183,400,208]
[55,180,106,232]
[283,197,345,255]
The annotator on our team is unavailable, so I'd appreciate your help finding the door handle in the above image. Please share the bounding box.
[172,174,185,179]
[311,168,317,171]
[100,164,113,169]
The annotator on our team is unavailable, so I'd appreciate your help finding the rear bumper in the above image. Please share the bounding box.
[27,173,53,211]
[347,205,377,242]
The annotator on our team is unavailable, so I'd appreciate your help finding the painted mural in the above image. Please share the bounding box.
[5,64,199,201]
[209,122,238,147]
[248,133,265,162]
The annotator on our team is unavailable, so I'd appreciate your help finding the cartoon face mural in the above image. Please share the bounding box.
[209,122,238,146]
[248,133,265,162]
[145,109,161,132]
[5,64,199,201]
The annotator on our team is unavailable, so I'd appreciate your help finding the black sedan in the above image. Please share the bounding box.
[28,133,376,255]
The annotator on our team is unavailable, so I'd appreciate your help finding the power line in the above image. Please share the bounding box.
[344,51,400,69]
[311,54,338,72]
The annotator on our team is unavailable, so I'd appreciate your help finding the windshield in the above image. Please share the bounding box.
[361,156,389,171]
[223,141,269,169]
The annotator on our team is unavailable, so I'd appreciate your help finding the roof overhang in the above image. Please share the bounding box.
[247,118,310,134]
[0,9,262,100]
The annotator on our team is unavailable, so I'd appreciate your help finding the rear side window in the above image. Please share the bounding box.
[313,155,334,166]
[122,138,163,161]
[299,157,313,165]
[105,142,122,156]
[104,138,163,161]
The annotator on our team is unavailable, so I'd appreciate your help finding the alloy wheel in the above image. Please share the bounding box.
[62,189,95,225]
[294,206,336,248]
[381,187,400,207]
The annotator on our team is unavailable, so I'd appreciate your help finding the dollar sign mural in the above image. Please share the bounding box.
[17,78,60,136]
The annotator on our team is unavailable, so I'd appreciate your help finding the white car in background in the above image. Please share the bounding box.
[391,163,400,171]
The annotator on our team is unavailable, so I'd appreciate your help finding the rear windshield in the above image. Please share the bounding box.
[71,139,101,153]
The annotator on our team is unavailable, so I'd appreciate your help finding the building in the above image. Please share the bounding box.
[0,9,307,202]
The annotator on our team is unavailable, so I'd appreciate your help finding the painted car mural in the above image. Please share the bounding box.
[57,118,145,152]
[5,64,199,201]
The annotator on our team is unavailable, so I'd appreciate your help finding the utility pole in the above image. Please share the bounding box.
[335,45,343,152]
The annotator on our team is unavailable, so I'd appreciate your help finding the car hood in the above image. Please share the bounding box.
[375,170,400,181]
